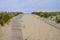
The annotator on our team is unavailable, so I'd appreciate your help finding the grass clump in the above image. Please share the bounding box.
[0,12,23,26]
[32,12,60,23]
[55,16,60,23]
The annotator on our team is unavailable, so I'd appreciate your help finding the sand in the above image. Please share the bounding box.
[21,14,60,40]
[0,23,11,40]
[0,14,23,40]
[0,14,60,40]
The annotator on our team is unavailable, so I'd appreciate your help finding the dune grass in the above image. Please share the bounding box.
[55,16,60,23]
[0,12,23,26]
[32,12,60,23]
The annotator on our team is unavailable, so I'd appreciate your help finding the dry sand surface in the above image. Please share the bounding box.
[0,14,60,40]
[0,14,23,40]
[21,14,60,40]
[0,23,11,40]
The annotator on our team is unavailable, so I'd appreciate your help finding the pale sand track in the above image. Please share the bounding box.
[0,14,60,40]
[0,23,12,40]
[21,14,60,40]
[0,14,23,40]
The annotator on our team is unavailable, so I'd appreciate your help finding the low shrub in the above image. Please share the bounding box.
[32,12,60,23]
[56,16,60,23]
[0,12,23,26]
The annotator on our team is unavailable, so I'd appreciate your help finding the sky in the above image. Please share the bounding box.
[0,0,60,13]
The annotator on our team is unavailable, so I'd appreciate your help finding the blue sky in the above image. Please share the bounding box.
[0,0,60,13]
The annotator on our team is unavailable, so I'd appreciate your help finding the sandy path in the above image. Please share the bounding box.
[0,22,12,40]
[21,14,60,40]
[11,14,23,40]
[0,14,23,40]
[0,14,60,40]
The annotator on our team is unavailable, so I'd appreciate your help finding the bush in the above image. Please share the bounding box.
[58,12,60,15]
[43,13,50,18]
[56,16,60,23]
[32,12,60,23]
[0,20,4,26]
[0,12,23,26]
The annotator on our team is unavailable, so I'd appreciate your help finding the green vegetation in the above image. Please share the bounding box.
[32,12,60,23]
[0,12,23,26]
[56,16,60,23]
